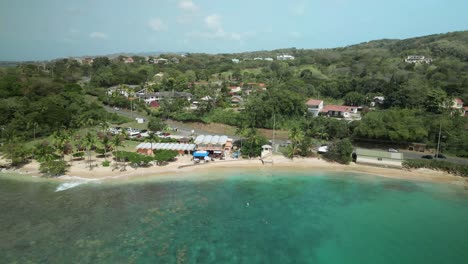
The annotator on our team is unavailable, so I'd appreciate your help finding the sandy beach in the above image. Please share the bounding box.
[10,154,467,187]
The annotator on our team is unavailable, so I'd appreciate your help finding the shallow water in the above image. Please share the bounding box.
[1,170,467,263]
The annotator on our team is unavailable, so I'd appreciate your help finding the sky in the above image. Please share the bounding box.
[1,0,467,61]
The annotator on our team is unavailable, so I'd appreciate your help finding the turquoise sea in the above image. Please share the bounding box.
[1,169,467,263]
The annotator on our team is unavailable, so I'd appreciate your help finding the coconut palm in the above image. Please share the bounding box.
[287,126,305,159]
[83,131,97,169]
[52,129,70,161]
[145,132,159,153]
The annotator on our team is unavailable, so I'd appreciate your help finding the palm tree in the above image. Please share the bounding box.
[111,132,124,169]
[99,133,111,161]
[84,131,97,170]
[288,126,305,159]
[145,132,159,156]
[52,129,70,161]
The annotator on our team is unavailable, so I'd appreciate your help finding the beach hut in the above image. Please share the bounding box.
[261,145,273,158]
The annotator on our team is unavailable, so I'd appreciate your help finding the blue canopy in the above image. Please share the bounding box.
[193,151,209,157]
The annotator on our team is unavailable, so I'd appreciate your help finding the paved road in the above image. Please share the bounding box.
[401,150,468,165]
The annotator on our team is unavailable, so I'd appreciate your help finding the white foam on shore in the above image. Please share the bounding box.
[55,176,101,192]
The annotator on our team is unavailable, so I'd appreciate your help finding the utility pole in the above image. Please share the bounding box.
[272,114,276,153]
[435,122,442,159]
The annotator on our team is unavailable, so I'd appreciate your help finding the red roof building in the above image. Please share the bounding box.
[149,101,160,108]
[321,105,358,118]
[453,98,464,109]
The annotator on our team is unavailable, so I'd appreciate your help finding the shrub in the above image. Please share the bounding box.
[323,138,354,164]
[72,152,85,160]
[39,160,68,177]
[153,150,178,166]
[403,159,468,177]
[102,160,111,167]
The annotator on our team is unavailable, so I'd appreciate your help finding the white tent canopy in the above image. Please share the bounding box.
[136,143,196,151]
[194,135,228,145]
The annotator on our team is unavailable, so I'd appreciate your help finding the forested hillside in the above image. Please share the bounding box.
[1,30,467,158]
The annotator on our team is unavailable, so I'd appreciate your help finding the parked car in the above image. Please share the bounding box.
[318,146,328,154]
[388,148,398,153]
[108,127,122,135]
[126,127,140,138]
[139,130,150,138]
[421,155,433,159]
[434,154,447,159]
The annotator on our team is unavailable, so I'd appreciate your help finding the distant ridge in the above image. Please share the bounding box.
[1,30,466,63]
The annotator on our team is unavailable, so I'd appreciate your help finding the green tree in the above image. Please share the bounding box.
[286,126,305,159]
[148,117,166,131]
[33,141,57,162]
[83,132,97,169]
[39,160,68,177]
[153,150,178,166]
[0,138,30,166]
[424,88,449,114]
[323,138,354,164]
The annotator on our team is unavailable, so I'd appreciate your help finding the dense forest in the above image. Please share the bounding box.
[1,30,467,160]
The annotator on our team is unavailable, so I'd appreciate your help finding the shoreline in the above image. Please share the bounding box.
[2,155,467,187]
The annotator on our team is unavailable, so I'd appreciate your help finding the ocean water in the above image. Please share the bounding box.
[1,169,467,263]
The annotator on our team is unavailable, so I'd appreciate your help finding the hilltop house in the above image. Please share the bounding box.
[231,95,244,107]
[321,105,358,118]
[123,57,134,64]
[137,91,192,104]
[306,99,324,117]
[405,55,432,64]
[452,98,464,109]
[264,58,274,61]
[107,85,140,98]
[229,86,242,95]
[232,59,240,63]
[277,54,295,60]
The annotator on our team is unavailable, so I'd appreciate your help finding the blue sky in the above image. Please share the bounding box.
[1,0,467,61]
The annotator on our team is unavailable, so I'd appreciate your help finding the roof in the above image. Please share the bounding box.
[247,82,266,87]
[138,91,192,98]
[149,101,160,108]
[321,105,354,113]
[231,96,243,102]
[455,98,464,104]
[194,135,228,145]
[355,148,403,160]
[262,145,272,149]
[136,143,196,151]
[306,99,323,106]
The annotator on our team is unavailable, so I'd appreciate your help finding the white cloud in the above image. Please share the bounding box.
[148,18,167,31]
[205,14,222,31]
[186,14,255,41]
[178,0,198,12]
[89,32,108,39]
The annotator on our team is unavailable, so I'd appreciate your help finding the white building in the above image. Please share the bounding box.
[264,58,274,61]
[232,59,240,63]
[305,99,324,117]
[405,55,432,64]
[277,54,295,60]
